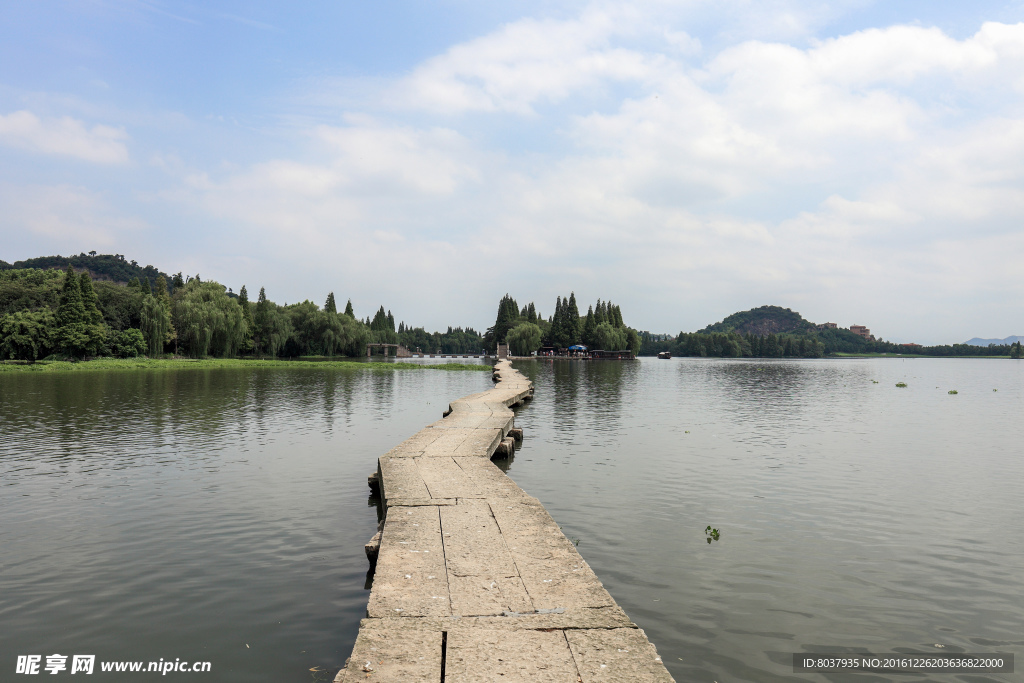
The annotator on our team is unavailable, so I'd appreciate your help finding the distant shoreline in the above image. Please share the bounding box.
[0,358,491,374]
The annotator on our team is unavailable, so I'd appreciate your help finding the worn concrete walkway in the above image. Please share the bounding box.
[335,360,675,682]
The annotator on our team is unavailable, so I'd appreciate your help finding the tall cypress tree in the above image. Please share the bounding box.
[325,292,337,314]
[344,299,354,318]
[566,292,581,344]
[54,266,91,358]
[491,294,519,348]
[79,272,103,326]
[254,287,270,356]
[237,285,255,353]
[583,305,596,346]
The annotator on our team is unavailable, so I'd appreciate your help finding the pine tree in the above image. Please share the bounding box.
[325,292,337,314]
[344,299,354,318]
[254,287,270,356]
[78,272,103,326]
[583,305,596,346]
[237,285,255,353]
[566,292,581,344]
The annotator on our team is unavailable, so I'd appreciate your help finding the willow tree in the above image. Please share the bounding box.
[170,279,246,357]
[140,294,171,357]
[506,322,542,356]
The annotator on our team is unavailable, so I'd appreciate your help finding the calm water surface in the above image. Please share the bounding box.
[508,358,1023,682]
[2,358,1022,682]
[0,363,490,681]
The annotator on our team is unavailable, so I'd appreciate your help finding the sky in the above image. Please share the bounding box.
[2,1,1024,344]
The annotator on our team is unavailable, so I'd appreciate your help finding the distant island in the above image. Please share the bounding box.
[639,305,1022,358]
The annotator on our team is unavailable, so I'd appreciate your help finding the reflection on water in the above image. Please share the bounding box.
[0,366,490,683]
[511,357,1024,683]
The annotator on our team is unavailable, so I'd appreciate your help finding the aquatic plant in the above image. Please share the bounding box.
[948,390,958,394]
[705,526,721,543]
[895,382,908,388]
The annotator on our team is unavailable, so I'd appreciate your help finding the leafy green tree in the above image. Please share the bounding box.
[506,322,542,356]
[1011,341,1022,359]
[110,328,146,358]
[344,299,354,318]
[0,309,54,360]
[325,292,337,314]
[0,268,64,315]
[140,294,171,357]
[582,305,597,347]
[171,279,246,357]
[593,322,627,351]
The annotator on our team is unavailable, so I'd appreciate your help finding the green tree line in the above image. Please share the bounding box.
[639,329,1017,358]
[0,262,482,361]
[484,292,640,356]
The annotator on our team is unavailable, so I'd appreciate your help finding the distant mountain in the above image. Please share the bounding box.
[699,305,816,336]
[964,335,1023,346]
[2,253,170,287]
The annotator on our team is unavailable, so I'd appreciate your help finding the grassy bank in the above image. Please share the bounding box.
[0,357,491,374]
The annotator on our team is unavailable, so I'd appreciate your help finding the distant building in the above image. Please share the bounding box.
[850,325,871,339]
[901,343,922,350]
[816,322,837,330]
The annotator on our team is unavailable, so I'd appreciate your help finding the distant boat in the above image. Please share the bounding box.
[658,351,672,359]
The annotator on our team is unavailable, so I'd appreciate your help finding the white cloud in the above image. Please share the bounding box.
[1,184,147,248]
[391,7,664,114]
[0,110,130,164]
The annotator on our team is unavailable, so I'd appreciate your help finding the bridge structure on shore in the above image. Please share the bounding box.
[334,360,674,682]
[366,343,412,358]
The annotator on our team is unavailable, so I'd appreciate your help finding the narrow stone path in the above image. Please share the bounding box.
[336,361,675,682]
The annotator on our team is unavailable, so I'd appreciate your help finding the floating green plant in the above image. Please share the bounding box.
[572,538,581,547]
[871,380,879,383]
[948,390,958,394]
[895,382,908,388]
[705,526,721,543]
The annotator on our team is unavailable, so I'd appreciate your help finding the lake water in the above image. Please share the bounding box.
[0,363,491,681]
[1,358,1021,682]
[508,357,1023,682]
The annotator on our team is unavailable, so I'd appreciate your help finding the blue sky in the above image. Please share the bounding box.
[3,1,1024,344]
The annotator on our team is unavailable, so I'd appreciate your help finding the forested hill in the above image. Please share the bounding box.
[2,253,170,289]
[699,305,815,336]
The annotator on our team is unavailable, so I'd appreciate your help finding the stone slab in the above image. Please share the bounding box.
[566,628,674,683]
[366,506,450,618]
[378,456,431,505]
[416,456,486,500]
[445,629,579,683]
[336,625,441,683]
